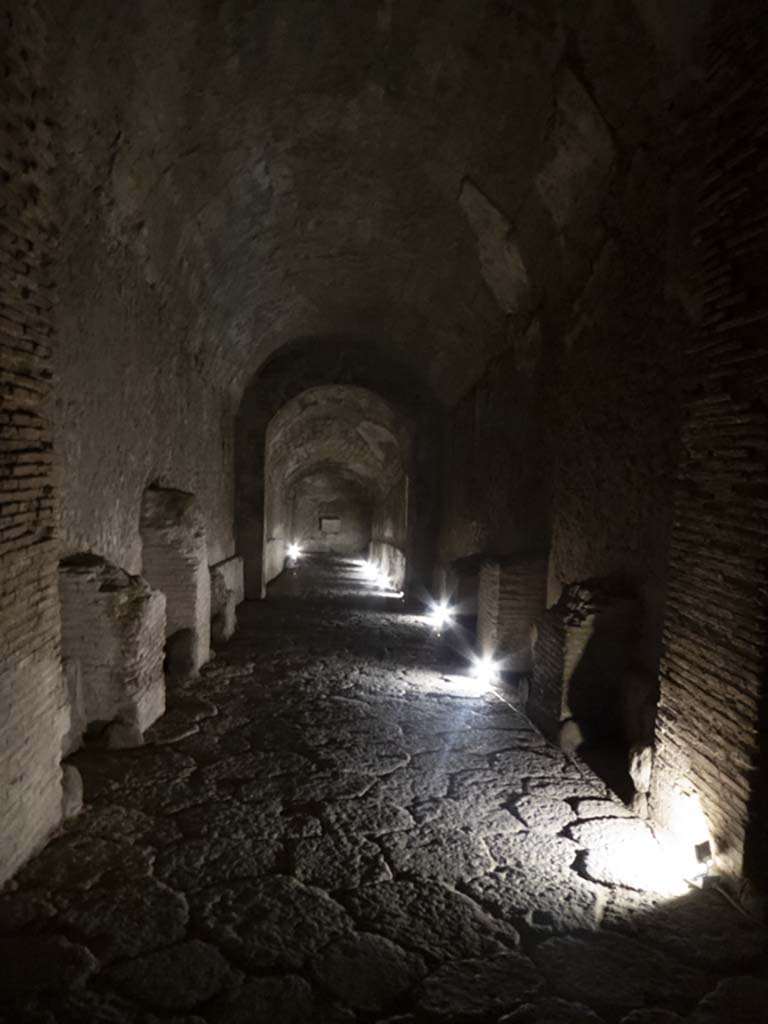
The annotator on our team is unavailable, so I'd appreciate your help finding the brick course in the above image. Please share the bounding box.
[0,0,66,885]
[651,1,768,895]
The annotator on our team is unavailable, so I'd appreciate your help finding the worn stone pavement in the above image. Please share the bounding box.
[1,556,765,1024]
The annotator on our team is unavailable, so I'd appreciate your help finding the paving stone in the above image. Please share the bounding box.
[117,775,220,816]
[688,975,768,1024]
[534,932,711,1015]
[174,798,285,841]
[619,1012,683,1024]
[191,876,354,969]
[418,953,544,1018]
[500,997,606,1022]
[206,975,317,1024]
[19,988,141,1023]
[526,778,610,800]
[311,932,427,1011]
[56,878,188,962]
[70,804,181,847]
[315,742,411,775]
[199,750,312,784]
[246,770,378,803]
[292,832,392,890]
[411,796,524,837]
[603,887,764,969]
[14,834,152,891]
[369,766,452,804]
[492,747,580,779]
[345,879,520,960]
[321,796,414,835]
[154,836,281,889]
[575,798,635,820]
[448,768,527,807]
[410,748,491,774]
[380,824,494,882]
[513,794,577,833]
[0,934,97,996]
[465,859,604,934]
[567,818,674,892]
[0,890,57,933]
[104,940,232,1010]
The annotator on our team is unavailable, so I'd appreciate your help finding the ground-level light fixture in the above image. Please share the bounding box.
[470,653,502,687]
[287,542,302,560]
[428,599,455,631]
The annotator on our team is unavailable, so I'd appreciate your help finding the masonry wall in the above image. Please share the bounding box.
[291,474,371,556]
[651,0,768,897]
[0,1,68,884]
[47,5,235,579]
[437,1,703,682]
[370,474,408,588]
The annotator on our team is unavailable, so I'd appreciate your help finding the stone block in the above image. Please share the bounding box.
[140,487,211,671]
[58,554,167,749]
[529,578,645,746]
[210,556,244,643]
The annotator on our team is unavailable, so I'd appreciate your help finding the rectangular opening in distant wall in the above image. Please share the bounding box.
[320,516,342,534]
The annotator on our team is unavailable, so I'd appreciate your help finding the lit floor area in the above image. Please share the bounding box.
[0,556,764,1023]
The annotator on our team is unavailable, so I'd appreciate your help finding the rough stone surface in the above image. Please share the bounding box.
[104,941,232,1011]
[0,558,764,1020]
[311,932,427,1011]
[58,555,166,750]
[688,976,768,1024]
[418,953,544,1018]
[534,933,711,1016]
[500,998,605,1023]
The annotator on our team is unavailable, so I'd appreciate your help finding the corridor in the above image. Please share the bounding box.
[0,557,762,1024]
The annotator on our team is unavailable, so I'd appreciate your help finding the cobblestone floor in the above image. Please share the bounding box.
[0,556,765,1023]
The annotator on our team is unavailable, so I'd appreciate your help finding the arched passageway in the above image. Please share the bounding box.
[236,339,440,600]
[262,385,410,590]
[1,0,767,1018]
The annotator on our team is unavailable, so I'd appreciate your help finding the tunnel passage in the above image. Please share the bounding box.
[1,1,768,1016]
[262,385,410,590]
[236,339,440,602]
[288,467,373,557]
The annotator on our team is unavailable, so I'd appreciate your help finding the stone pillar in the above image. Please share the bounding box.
[528,579,646,749]
[210,555,244,644]
[58,555,166,750]
[477,557,547,671]
[140,487,211,672]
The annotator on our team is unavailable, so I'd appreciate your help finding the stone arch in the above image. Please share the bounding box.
[263,385,410,587]
[236,337,441,598]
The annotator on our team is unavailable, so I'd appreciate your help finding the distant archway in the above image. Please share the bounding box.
[235,337,440,599]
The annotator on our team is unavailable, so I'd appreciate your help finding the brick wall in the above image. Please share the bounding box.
[58,555,166,749]
[478,558,547,671]
[651,1,768,896]
[0,1,67,884]
[140,488,211,672]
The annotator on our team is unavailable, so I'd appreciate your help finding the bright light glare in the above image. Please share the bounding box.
[470,653,501,686]
[287,542,302,559]
[602,787,715,898]
[429,600,455,631]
